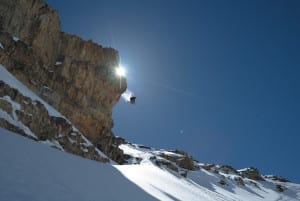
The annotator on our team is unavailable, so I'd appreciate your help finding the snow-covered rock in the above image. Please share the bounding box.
[116,143,300,201]
[0,64,110,163]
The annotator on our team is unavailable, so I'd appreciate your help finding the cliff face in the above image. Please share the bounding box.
[0,0,60,65]
[0,0,127,163]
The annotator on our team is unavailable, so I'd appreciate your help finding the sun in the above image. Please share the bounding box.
[115,66,126,77]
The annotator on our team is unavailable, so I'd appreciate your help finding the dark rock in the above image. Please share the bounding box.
[264,175,290,183]
[235,177,245,186]
[276,184,285,192]
[0,97,12,115]
[177,156,196,171]
[0,118,27,138]
[137,144,151,149]
[238,167,265,181]
[249,181,261,189]
[159,152,197,171]
[180,171,188,177]
[219,179,227,186]
[218,165,238,174]
[155,160,179,173]
[173,149,189,156]
[201,164,215,171]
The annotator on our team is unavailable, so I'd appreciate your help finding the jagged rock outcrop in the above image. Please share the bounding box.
[0,80,109,162]
[120,143,199,177]
[264,175,290,183]
[0,0,126,162]
[159,150,197,171]
[238,167,265,181]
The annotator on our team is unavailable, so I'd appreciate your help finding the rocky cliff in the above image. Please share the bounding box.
[0,0,126,163]
[0,77,110,163]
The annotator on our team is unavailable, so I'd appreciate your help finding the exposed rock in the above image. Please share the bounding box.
[136,144,151,149]
[0,97,12,115]
[173,149,190,157]
[219,179,227,186]
[276,184,285,192]
[180,170,188,177]
[235,177,245,186]
[0,0,126,163]
[249,180,261,189]
[201,164,215,171]
[217,165,238,175]
[177,156,197,171]
[159,151,198,171]
[0,80,109,163]
[159,153,179,163]
[155,159,179,173]
[238,167,265,181]
[264,175,290,183]
[0,0,60,65]
[0,118,27,138]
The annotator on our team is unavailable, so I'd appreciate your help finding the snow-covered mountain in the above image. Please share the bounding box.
[1,65,300,200]
[1,127,300,201]
[117,143,300,201]
[1,0,300,200]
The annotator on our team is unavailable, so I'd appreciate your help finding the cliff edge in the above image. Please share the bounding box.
[0,0,127,163]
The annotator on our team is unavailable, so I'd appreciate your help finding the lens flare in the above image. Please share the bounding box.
[116,66,126,77]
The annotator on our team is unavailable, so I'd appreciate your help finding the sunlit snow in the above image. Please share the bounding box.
[0,64,299,201]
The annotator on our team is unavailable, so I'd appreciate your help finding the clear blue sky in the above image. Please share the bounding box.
[46,0,300,183]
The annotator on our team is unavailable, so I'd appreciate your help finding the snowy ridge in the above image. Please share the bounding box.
[116,143,300,201]
[0,64,109,161]
[0,65,61,117]
[0,95,36,138]
[0,127,299,201]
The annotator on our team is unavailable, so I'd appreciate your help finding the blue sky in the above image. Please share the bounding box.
[46,0,300,183]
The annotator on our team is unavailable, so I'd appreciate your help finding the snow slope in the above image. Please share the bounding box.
[0,128,156,201]
[0,64,62,117]
[1,64,300,200]
[2,129,298,201]
[115,144,300,201]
